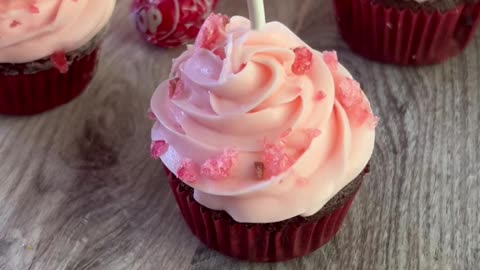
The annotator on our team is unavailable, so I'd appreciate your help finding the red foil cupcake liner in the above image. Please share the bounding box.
[166,168,363,262]
[333,0,480,65]
[0,49,99,116]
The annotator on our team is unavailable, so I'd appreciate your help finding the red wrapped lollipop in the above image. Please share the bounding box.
[131,0,219,48]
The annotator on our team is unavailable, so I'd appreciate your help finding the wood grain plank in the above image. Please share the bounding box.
[0,0,479,269]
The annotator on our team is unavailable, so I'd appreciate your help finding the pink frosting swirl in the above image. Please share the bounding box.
[0,0,116,63]
[151,15,377,223]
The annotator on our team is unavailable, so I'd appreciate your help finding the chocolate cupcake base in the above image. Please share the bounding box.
[166,166,369,262]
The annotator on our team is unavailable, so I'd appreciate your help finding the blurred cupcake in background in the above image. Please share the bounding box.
[131,0,219,48]
[333,0,480,65]
[0,0,116,115]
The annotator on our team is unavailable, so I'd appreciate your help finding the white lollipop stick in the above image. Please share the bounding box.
[247,0,266,30]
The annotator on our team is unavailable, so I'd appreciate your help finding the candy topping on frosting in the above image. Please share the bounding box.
[50,51,69,73]
[147,108,156,120]
[168,78,185,99]
[200,148,239,180]
[195,13,230,58]
[291,47,313,75]
[336,77,377,127]
[322,51,338,72]
[9,20,21,28]
[280,128,293,139]
[150,140,168,159]
[305,128,322,140]
[177,159,198,183]
[262,141,293,178]
[314,90,327,101]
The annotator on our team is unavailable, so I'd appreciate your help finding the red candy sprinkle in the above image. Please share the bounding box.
[177,159,198,183]
[150,140,168,159]
[50,51,69,74]
[305,128,322,140]
[280,128,293,139]
[10,20,21,28]
[337,78,363,108]
[27,3,39,14]
[368,115,380,129]
[314,90,326,101]
[262,141,293,178]
[195,13,230,53]
[168,78,184,99]
[147,108,156,120]
[336,77,378,128]
[235,63,247,74]
[291,47,313,75]
[201,148,239,180]
[322,51,338,72]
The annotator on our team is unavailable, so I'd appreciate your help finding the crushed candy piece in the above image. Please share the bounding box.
[337,78,363,108]
[201,148,239,180]
[212,47,226,59]
[177,159,198,183]
[368,115,380,129]
[349,104,375,127]
[27,3,39,14]
[305,128,321,140]
[168,78,184,99]
[195,13,230,52]
[147,108,156,120]
[262,141,293,178]
[291,47,313,75]
[150,140,168,159]
[314,91,326,101]
[322,51,338,72]
[235,63,246,74]
[280,128,293,139]
[254,162,265,180]
[50,51,69,74]
[336,77,378,127]
[10,20,21,28]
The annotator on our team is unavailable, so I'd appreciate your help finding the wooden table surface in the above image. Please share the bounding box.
[1,0,479,269]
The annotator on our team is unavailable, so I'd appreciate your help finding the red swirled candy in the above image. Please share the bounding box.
[131,0,219,48]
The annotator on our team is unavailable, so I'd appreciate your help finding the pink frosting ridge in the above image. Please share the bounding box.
[150,14,377,223]
[0,0,116,63]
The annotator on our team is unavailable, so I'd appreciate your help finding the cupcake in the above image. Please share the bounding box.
[333,0,480,65]
[149,14,378,262]
[0,0,116,115]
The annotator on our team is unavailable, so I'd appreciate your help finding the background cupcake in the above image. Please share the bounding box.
[333,0,480,65]
[150,14,378,262]
[0,0,116,115]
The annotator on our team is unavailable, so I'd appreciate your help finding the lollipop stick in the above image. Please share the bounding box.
[247,0,265,30]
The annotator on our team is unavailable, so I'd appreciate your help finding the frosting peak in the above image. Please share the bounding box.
[0,0,116,63]
[151,15,377,223]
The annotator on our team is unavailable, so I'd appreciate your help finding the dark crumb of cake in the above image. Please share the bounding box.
[254,161,265,180]
[372,0,479,13]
